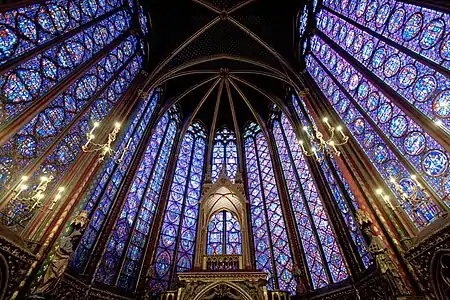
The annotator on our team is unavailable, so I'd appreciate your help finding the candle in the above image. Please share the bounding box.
[323,117,332,130]
[337,126,345,138]
[312,147,319,160]
[15,184,27,199]
[302,126,311,138]
[90,122,100,135]
[299,140,307,153]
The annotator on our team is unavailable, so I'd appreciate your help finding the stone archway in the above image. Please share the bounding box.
[193,282,253,300]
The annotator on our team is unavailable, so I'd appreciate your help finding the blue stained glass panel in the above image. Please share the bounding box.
[71,91,159,271]
[0,0,125,65]
[151,122,206,293]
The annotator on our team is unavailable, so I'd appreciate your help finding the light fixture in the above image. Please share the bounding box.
[82,121,126,162]
[11,175,55,212]
[298,117,348,162]
[389,174,431,214]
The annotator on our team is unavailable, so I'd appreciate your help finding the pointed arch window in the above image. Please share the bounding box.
[244,122,295,293]
[4,53,143,227]
[0,33,139,193]
[212,127,238,182]
[71,90,159,272]
[206,210,242,256]
[95,108,179,290]
[150,121,206,293]
[272,113,348,288]
[0,9,131,124]
[292,94,371,268]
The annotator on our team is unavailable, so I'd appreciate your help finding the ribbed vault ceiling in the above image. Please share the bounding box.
[141,0,306,135]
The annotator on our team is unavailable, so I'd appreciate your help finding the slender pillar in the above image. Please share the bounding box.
[311,50,447,216]
[229,78,312,290]
[24,75,145,242]
[301,73,420,292]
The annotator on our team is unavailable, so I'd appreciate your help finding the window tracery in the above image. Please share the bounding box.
[94,108,179,290]
[292,95,371,268]
[150,121,206,293]
[206,210,242,256]
[0,0,126,65]
[212,127,238,182]
[71,90,159,272]
[244,122,295,293]
[273,113,349,288]
[305,0,449,227]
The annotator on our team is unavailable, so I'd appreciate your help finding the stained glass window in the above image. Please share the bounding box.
[244,122,295,293]
[0,10,131,124]
[303,0,448,226]
[71,90,159,272]
[5,54,143,226]
[206,210,242,256]
[211,127,238,182]
[94,108,179,290]
[0,0,125,65]
[312,14,450,203]
[0,35,138,193]
[299,6,309,37]
[150,121,206,293]
[292,95,371,269]
[138,6,149,36]
[273,112,349,288]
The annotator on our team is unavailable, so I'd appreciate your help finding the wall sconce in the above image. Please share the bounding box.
[11,175,59,212]
[389,175,431,213]
[298,117,348,162]
[82,121,127,162]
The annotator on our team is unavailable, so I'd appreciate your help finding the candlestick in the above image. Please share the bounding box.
[323,117,332,130]
[119,138,132,162]
[31,193,45,210]
[50,187,64,210]
[328,140,338,153]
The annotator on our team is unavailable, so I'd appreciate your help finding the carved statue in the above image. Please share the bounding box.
[32,210,89,296]
[292,264,307,296]
[363,228,409,295]
[355,209,410,296]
